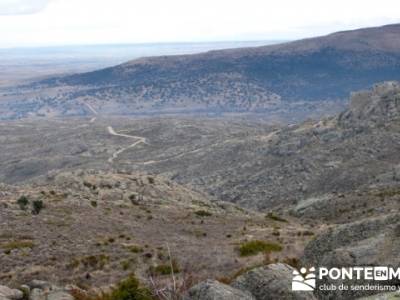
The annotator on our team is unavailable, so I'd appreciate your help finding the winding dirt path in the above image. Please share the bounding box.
[107,126,148,163]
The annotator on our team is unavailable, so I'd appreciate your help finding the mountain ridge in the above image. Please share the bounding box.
[2,23,400,119]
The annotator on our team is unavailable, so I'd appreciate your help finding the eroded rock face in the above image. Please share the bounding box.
[230,264,316,300]
[303,214,400,268]
[184,264,316,300]
[339,81,400,126]
[302,214,400,299]
[184,280,255,300]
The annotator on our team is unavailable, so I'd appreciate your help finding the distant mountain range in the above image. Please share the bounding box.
[2,23,400,119]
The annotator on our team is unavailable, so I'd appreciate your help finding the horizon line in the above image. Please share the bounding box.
[0,39,290,51]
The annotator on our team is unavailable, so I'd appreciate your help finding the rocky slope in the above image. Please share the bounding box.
[0,169,315,291]
[185,263,316,300]
[119,81,400,210]
[183,82,400,300]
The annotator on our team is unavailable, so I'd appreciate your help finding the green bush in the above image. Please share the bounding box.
[149,260,180,276]
[239,240,282,257]
[70,275,153,300]
[128,246,143,253]
[110,275,153,300]
[194,210,212,217]
[121,260,131,271]
[266,212,288,222]
[17,196,29,210]
[80,254,109,269]
[32,200,44,215]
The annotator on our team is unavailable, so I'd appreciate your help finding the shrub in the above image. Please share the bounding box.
[301,230,314,236]
[91,201,98,208]
[121,260,131,271]
[110,275,153,300]
[266,212,288,223]
[80,254,109,269]
[238,240,282,257]
[283,257,301,269]
[32,200,44,215]
[149,260,180,276]
[194,210,212,217]
[17,196,29,210]
[128,246,143,253]
[83,181,96,190]
[67,258,81,270]
[71,275,153,300]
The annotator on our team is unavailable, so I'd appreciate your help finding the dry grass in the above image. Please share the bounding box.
[1,240,35,252]
[71,275,153,300]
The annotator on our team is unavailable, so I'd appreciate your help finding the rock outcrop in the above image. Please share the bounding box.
[0,282,74,300]
[302,214,400,299]
[338,81,400,126]
[0,286,23,300]
[184,280,255,300]
[231,264,316,300]
[185,264,316,300]
[303,213,400,268]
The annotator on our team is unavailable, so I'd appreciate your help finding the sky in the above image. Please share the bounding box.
[0,0,399,48]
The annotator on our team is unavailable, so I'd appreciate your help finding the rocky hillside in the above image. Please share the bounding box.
[52,24,400,105]
[181,82,400,299]
[0,169,315,290]
[93,82,400,211]
[2,24,400,119]
[176,81,400,210]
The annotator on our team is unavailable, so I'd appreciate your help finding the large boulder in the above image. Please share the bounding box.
[29,288,74,300]
[231,263,316,300]
[302,213,400,299]
[184,280,255,300]
[303,213,400,267]
[0,286,23,300]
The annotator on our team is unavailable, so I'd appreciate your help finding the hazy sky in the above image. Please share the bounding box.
[0,0,399,48]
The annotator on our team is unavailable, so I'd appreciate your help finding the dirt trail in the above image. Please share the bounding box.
[81,101,98,123]
[107,126,148,163]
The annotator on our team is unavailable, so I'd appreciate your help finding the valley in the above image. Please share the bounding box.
[1,82,400,300]
[1,22,400,300]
